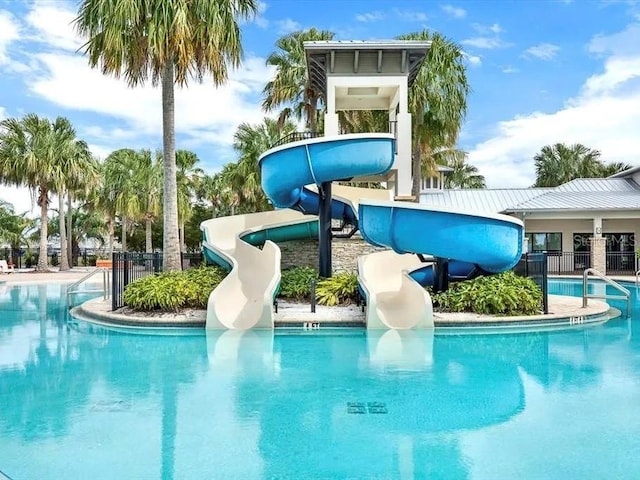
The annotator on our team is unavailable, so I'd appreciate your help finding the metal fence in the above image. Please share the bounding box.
[513,252,549,314]
[270,131,321,148]
[541,251,636,275]
[111,252,205,310]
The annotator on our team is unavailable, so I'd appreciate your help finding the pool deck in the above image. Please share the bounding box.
[2,269,618,330]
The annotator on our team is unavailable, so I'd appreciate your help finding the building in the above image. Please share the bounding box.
[420,169,640,275]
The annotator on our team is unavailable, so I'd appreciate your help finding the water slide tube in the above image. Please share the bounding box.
[358,199,524,327]
[201,133,395,330]
[260,133,438,330]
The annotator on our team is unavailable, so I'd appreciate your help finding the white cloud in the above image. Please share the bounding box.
[502,65,519,74]
[0,10,20,64]
[0,105,6,119]
[253,1,269,28]
[461,37,510,49]
[355,11,384,22]
[441,4,467,18]
[465,53,482,66]
[472,23,503,34]
[468,22,640,188]
[26,0,81,51]
[0,186,35,216]
[276,18,301,34]
[524,43,561,60]
[394,9,428,22]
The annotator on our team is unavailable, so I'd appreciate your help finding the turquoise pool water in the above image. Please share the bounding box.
[1,280,640,479]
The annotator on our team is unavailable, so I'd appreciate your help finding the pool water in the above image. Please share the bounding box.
[1,280,640,479]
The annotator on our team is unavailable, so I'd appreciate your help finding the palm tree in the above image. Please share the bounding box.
[533,143,605,187]
[0,114,80,271]
[50,121,97,271]
[103,149,143,253]
[137,150,162,252]
[228,118,296,212]
[397,31,470,199]
[175,150,203,252]
[64,141,99,266]
[599,161,632,178]
[443,154,486,189]
[0,203,33,266]
[263,28,335,131]
[75,0,259,271]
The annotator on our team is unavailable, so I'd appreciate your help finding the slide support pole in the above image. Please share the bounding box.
[318,181,333,278]
[434,257,449,293]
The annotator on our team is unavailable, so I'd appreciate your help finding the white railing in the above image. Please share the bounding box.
[66,268,110,306]
[582,268,631,317]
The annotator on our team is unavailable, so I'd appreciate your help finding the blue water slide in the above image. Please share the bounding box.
[295,187,358,224]
[259,133,395,211]
[359,199,524,276]
[410,260,482,286]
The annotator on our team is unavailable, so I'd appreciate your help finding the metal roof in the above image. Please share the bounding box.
[304,40,430,97]
[609,165,640,178]
[507,191,640,211]
[554,178,639,192]
[421,188,552,213]
[421,177,640,213]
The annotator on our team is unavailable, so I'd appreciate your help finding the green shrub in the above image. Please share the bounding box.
[123,265,227,311]
[279,266,319,299]
[431,271,542,316]
[316,272,359,306]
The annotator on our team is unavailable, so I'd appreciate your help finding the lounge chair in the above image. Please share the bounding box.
[0,260,15,274]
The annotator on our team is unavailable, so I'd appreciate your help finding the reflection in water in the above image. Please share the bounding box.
[1,283,640,479]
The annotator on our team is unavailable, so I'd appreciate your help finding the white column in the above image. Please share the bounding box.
[324,77,339,136]
[593,216,603,237]
[394,78,412,196]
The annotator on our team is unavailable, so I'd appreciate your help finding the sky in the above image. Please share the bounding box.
[0,0,639,214]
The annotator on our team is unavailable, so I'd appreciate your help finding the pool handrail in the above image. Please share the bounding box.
[582,268,631,317]
[66,267,110,306]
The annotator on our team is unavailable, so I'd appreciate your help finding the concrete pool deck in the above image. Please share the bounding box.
[1,269,618,330]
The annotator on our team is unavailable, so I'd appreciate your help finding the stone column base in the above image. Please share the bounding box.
[589,237,606,274]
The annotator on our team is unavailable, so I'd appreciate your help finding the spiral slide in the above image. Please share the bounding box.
[203,132,524,330]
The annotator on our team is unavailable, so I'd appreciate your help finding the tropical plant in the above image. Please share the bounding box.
[0,202,33,265]
[431,271,542,316]
[441,152,486,189]
[227,117,296,212]
[397,30,470,199]
[0,114,86,271]
[75,0,259,271]
[176,150,203,251]
[138,150,162,252]
[315,272,359,306]
[103,149,143,253]
[599,161,632,177]
[263,28,335,131]
[123,266,227,311]
[533,143,604,187]
[279,266,319,299]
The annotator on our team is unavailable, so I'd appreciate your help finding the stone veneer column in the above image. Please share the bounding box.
[589,237,607,274]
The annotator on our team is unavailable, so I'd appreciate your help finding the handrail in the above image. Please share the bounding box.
[582,268,631,317]
[66,268,110,305]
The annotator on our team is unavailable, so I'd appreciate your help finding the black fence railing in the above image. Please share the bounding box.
[540,251,636,275]
[111,252,205,310]
[270,131,321,148]
[513,252,549,314]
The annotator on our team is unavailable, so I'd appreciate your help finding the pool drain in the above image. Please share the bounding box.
[347,401,388,414]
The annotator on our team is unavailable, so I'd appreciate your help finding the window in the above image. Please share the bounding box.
[526,232,562,253]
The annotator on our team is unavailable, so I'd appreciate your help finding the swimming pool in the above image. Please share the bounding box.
[1,280,639,479]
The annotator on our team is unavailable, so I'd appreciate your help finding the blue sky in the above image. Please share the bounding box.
[1,0,640,213]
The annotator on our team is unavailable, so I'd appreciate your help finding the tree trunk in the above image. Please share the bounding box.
[161,60,181,271]
[411,140,422,201]
[309,96,318,132]
[121,216,127,253]
[67,191,73,265]
[180,219,186,252]
[146,218,153,253]
[108,217,115,258]
[58,191,70,271]
[37,186,49,272]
